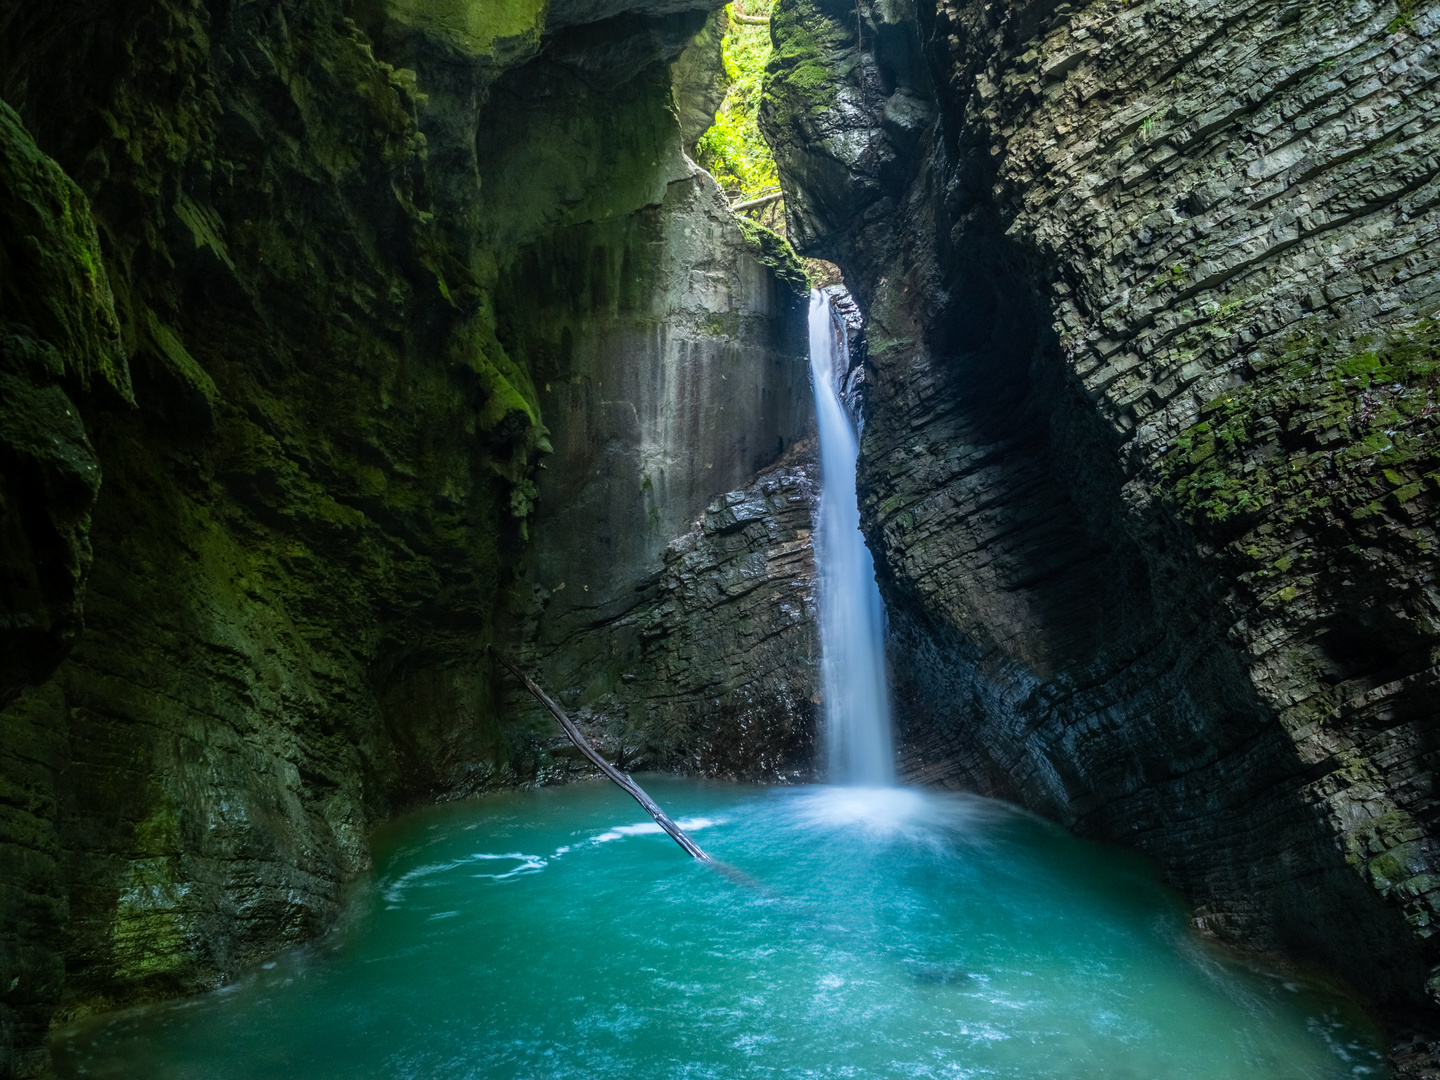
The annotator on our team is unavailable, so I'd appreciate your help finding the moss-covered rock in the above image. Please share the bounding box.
[735,216,809,297]
[1156,320,1440,535]
[0,101,131,705]
[380,0,547,59]
[0,0,820,1072]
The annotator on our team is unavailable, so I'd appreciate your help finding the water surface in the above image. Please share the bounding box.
[56,779,1387,1079]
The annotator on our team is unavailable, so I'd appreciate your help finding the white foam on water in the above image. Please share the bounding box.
[382,852,548,901]
[783,786,1012,855]
[590,817,719,845]
[789,785,930,837]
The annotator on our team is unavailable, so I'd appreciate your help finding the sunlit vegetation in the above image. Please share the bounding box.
[697,0,782,224]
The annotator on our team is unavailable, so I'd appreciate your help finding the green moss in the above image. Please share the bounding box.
[380,0,546,57]
[1154,318,1440,530]
[131,795,183,858]
[1336,351,1382,380]
[734,216,808,299]
[0,101,131,401]
[110,863,190,983]
[472,344,539,433]
[1394,480,1425,504]
[140,308,218,411]
[760,0,852,139]
[768,1,847,109]
[697,3,782,202]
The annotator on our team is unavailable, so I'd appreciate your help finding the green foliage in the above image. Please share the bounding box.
[697,3,781,202]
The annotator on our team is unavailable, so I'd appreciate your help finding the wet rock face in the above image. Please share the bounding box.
[497,162,816,777]
[513,453,821,783]
[0,0,820,1071]
[763,0,1440,1028]
[0,103,130,705]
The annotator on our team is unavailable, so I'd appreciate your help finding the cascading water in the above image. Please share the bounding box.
[808,290,895,787]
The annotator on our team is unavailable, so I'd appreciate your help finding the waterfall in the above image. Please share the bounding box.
[808,290,895,787]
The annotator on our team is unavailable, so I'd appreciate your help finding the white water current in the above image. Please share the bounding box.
[808,290,895,786]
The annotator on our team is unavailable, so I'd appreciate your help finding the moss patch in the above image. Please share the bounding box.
[0,102,130,401]
[1156,319,1440,533]
[380,0,546,58]
[736,216,809,299]
[766,0,851,113]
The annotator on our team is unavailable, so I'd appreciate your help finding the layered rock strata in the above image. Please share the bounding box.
[508,451,821,783]
[762,0,1440,1048]
[498,161,818,781]
[0,1,817,1074]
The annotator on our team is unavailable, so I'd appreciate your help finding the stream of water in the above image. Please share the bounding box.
[809,290,894,787]
[55,780,1386,1079]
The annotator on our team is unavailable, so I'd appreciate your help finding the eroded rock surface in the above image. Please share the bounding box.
[509,451,821,783]
[0,1,821,1073]
[493,154,817,782]
[763,0,1440,1044]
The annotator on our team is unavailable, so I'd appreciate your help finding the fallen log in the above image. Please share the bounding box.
[494,651,713,862]
[732,12,769,23]
[730,190,783,213]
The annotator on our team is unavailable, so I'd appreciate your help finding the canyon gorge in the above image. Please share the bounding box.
[1,0,1438,1075]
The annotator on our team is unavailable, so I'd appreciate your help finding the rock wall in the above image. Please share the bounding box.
[762,0,1440,1049]
[0,102,134,1080]
[495,153,817,782]
[511,449,822,783]
[0,1,818,1074]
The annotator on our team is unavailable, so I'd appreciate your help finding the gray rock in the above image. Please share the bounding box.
[763,0,1440,1050]
[671,9,730,156]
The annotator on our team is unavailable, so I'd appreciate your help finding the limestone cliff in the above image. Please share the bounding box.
[0,1,816,1074]
[762,0,1440,1055]
[496,156,816,784]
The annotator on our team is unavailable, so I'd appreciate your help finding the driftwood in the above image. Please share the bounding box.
[730,190,783,213]
[495,652,713,862]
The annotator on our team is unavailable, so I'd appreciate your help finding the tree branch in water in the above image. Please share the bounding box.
[494,651,713,862]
